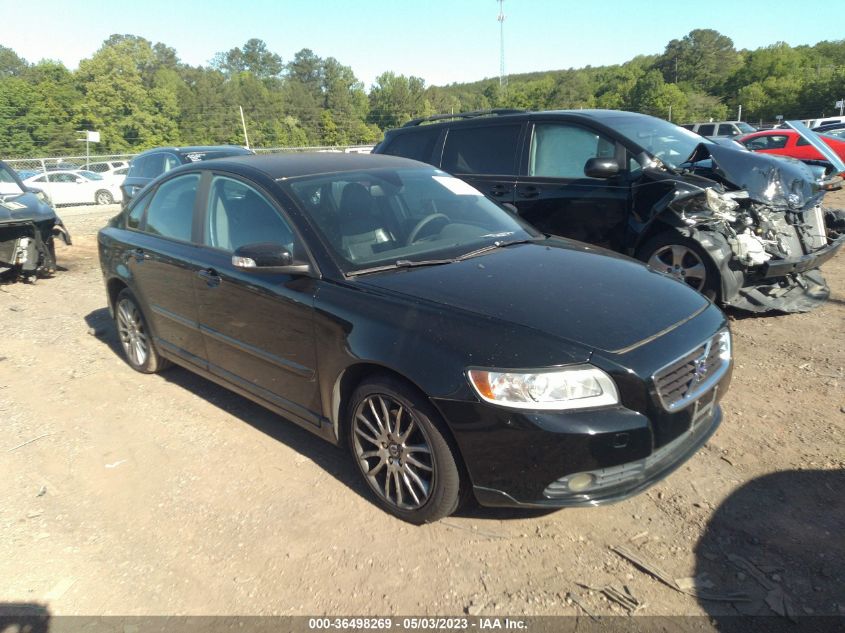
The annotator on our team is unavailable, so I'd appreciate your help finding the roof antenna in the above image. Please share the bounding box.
[497,0,507,89]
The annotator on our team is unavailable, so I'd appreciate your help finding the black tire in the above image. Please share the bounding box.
[114,288,170,373]
[95,190,114,205]
[637,231,720,301]
[347,375,464,524]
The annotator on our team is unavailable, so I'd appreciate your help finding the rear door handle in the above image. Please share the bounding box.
[197,268,221,287]
[489,184,509,197]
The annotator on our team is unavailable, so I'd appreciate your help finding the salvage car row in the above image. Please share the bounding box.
[3,108,844,524]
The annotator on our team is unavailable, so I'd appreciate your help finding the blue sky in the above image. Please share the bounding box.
[1,0,841,89]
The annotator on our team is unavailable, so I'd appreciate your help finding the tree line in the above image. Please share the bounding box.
[0,30,843,158]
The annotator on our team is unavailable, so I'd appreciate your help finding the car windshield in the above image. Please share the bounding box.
[737,122,756,134]
[0,163,24,195]
[285,167,539,273]
[77,170,103,180]
[612,115,712,168]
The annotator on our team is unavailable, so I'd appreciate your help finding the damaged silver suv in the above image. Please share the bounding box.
[375,110,845,312]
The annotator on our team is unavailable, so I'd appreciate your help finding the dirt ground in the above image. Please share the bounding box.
[1,196,843,623]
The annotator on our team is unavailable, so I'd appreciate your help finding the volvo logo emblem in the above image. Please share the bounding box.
[691,341,711,385]
[692,358,709,383]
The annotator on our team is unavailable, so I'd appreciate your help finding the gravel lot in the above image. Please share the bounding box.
[1,197,843,622]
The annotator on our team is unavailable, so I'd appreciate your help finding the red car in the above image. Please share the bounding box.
[737,129,845,162]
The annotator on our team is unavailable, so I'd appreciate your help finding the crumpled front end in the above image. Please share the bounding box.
[0,193,71,281]
[669,145,845,313]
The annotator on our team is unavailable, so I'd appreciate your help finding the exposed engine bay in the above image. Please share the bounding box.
[0,161,72,282]
[644,141,844,313]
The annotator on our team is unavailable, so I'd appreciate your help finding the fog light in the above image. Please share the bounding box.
[567,473,596,492]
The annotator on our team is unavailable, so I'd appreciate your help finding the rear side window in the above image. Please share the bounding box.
[796,137,810,147]
[529,123,616,179]
[144,174,200,242]
[381,129,440,164]
[441,125,521,175]
[697,124,715,136]
[136,153,172,179]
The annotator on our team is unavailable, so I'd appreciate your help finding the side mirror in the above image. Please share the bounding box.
[232,242,311,275]
[584,157,620,179]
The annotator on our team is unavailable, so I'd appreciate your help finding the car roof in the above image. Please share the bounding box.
[135,145,250,157]
[394,108,655,131]
[180,152,430,180]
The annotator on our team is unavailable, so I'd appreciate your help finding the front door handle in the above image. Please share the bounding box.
[518,186,539,199]
[197,268,221,287]
[129,248,149,263]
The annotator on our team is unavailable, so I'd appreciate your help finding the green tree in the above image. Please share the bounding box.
[368,72,431,129]
[76,35,180,151]
[656,29,741,92]
[0,45,28,77]
[213,38,283,79]
[629,70,688,121]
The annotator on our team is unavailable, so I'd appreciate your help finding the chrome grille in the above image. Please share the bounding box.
[653,331,730,411]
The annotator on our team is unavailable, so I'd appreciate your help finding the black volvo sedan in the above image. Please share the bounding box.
[98,153,732,524]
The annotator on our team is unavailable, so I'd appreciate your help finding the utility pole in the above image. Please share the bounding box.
[239,106,250,149]
[497,0,507,89]
[737,104,742,121]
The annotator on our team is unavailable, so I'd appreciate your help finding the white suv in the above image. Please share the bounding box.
[681,121,757,138]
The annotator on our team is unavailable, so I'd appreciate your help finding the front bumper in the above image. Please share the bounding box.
[434,369,730,509]
[473,404,721,508]
[760,234,844,277]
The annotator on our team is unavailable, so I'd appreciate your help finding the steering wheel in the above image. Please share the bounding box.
[407,214,449,244]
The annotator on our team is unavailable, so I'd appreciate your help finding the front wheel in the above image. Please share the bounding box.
[347,376,464,524]
[637,232,720,300]
[95,190,114,205]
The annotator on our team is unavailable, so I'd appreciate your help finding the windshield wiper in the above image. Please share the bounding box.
[453,237,538,261]
[347,238,538,277]
[348,258,456,276]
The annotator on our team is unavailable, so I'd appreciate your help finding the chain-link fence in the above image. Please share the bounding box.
[2,153,136,177]
[1,145,375,177]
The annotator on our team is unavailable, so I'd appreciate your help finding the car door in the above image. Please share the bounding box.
[790,134,825,161]
[48,173,83,204]
[513,121,630,251]
[439,122,524,205]
[125,172,208,368]
[193,173,321,426]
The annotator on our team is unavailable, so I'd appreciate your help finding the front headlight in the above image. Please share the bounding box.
[467,365,619,411]
[672,187,740,223]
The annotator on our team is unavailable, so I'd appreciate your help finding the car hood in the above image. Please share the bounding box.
[353,238,710,355]
[0,192,57,224]
[686,142,820,209]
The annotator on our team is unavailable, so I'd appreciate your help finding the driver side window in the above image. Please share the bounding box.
[204,176,294,253]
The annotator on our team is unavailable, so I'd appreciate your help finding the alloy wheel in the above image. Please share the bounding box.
[648,244,707,291]
[352,394,435,510]
[116,298,149,367]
